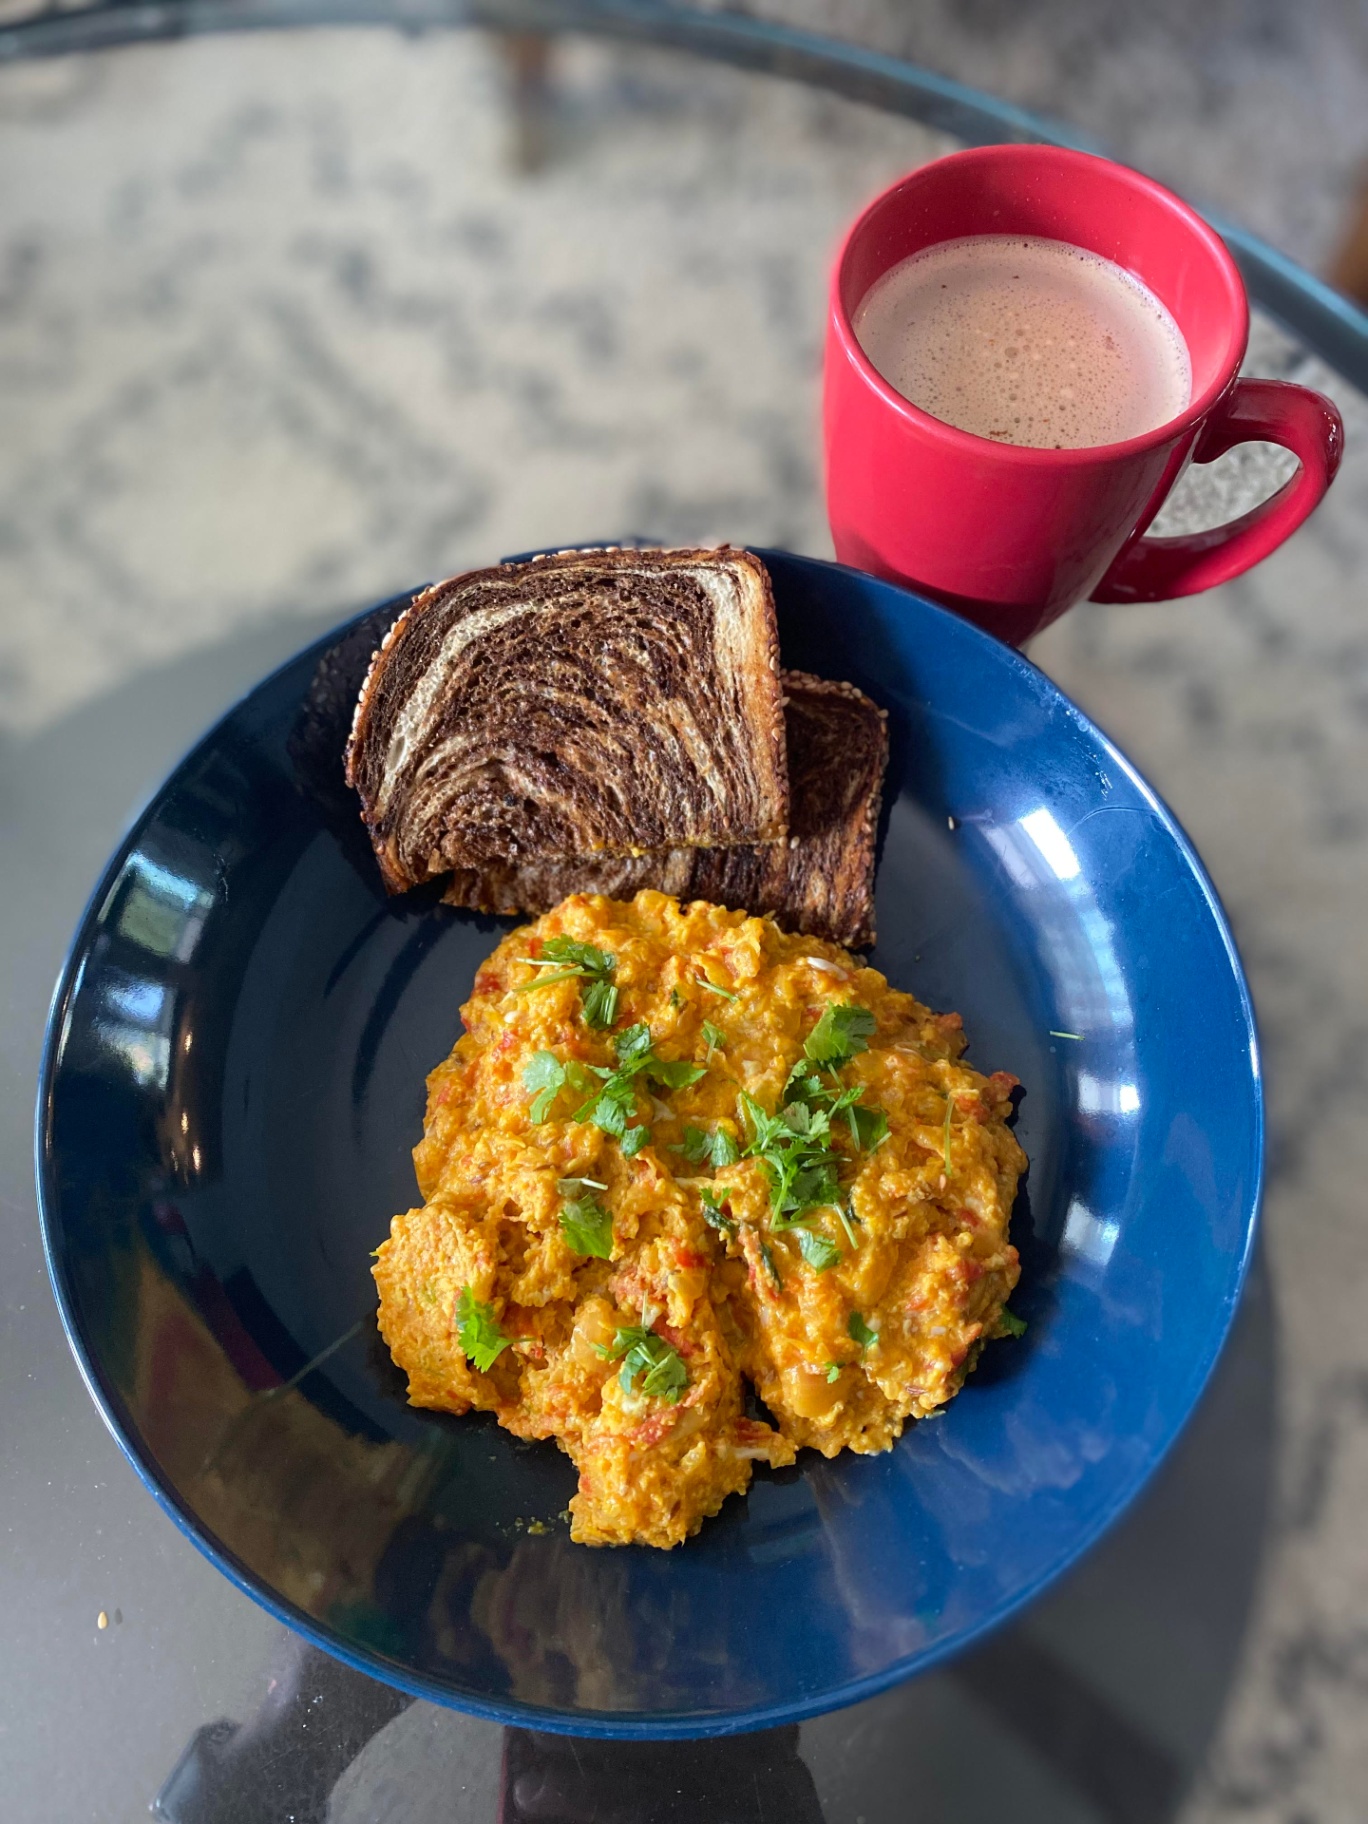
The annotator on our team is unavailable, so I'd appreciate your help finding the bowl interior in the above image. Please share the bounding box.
[38,551,1260,1735]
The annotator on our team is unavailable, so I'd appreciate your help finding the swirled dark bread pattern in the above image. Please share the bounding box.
[442,673,888,949]
[345,547,788,893]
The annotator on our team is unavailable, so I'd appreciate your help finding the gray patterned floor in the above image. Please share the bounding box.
[2,28,1366,1823]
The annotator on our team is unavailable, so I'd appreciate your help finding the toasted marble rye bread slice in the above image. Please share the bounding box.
[443,672,888,949]
[345,546,788,894]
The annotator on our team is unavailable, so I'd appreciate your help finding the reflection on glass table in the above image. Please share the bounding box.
[142,1251,1273,1822]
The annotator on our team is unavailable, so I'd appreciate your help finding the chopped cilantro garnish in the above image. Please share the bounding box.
[998,1306,1028,1339]
[697,975,738,1000]
[676,1123,740,1169]
[738,1034,886,1269]
[513,938,618,1030]
[783,1058,888,1155]
[698,1185,737,1236]
[759,1239,782,1287]
[456,1287,511,1372]
[572,1024,705,1134]
[804,1003,876,1069]
[620,1124,651,1158]
[701,1020,726,1058]
[780,1057,890,1152]
[741,1085,852,1279]
[614,1022,654,1065]
[527,1024,704,1147]
[848,1311,877,1353]
[796,1227,840,1271]
[647,1057,709,1090]
[511,967,584,992]
[577,1070,638,1137]
[833,1201,860,1247]
[522,1051,592,1125]
[669,987,684,1010]
[582,979,619,1030]
[825,1361,842,1383]
[540,937,614,973]
[847,1102,890,1151]
[557,1183,614,1259]
[602,1317,688,1402]
[739,1090,843,1229]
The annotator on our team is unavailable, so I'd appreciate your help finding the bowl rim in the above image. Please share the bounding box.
[33,552,1264,1739]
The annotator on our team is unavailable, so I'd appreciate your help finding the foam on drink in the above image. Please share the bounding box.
[853,234,1191,449]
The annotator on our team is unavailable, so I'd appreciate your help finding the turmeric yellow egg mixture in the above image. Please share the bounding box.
[373,891,1026,1550]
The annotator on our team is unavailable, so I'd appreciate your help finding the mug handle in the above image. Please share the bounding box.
[1091,379,1344,603]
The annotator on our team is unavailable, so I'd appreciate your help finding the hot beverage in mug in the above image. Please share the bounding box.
[852,234,1191,450]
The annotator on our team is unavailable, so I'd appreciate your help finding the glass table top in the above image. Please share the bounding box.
[1,13,1364,1821]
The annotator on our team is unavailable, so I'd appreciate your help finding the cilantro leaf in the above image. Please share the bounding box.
[782,1060,827,1104]
[741,1092,844,1231]
[514,938,617,1028]
[998,1306,1028,1339]
[847,1102,889,1151]
[676,1125,711,1165]
[781,1058,887,1163]
[524,1052,596,1124]
[604,1323,688,1402]
[805,1003,876,1068]
[539,937,614,975]
[759,1239,783,1287]
[615,1023,655,1065]
[669,988,684,1011]
[523,1051,566,1124]
[779,1099,820,1138]
[778,1160,842,1224]
[710,1127,741,1167]
[796,1227,840,1271]
[584,1083,631,1137]
[646,1057,708,1091]
[581,978,619,1031]
[535,1025,700,1153]
[456,1287,511,1372]
[558,1184,614,1259]
[524,1051,565,1092]
[739,1090,784,1152]
[529,1086,562,1124]
[825,1361,842,1383]
[697,1185,737,1236]
[701,1021,726,1055]
[848,1311,878,1353]
[676,1124,739,1169]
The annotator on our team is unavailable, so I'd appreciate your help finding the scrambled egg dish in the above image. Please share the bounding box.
[373,891,1025,1549]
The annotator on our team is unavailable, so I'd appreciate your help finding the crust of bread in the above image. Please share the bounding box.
[345,546,788,893]
[442,670,887,948]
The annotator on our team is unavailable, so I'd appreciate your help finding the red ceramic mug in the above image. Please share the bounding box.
[824,145,1344,646]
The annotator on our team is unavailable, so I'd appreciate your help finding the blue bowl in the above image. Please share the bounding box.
[36,551,1262,1736]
